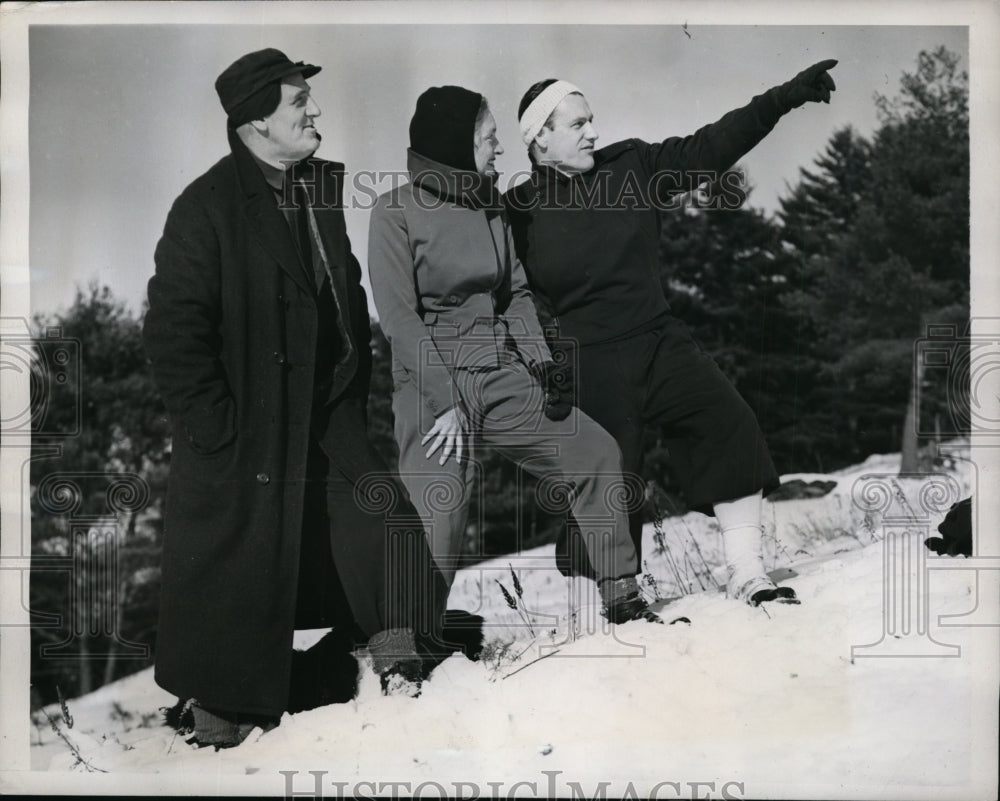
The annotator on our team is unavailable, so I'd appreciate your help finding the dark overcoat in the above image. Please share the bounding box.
[144,130,385,717]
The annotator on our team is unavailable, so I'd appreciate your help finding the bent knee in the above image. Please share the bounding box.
[573,417,624,469]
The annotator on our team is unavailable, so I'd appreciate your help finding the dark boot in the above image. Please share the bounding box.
[439,609,486,662]
[162,698,195,734]
[287,628,360,713]
[187,704,278,750]
[368,628,429,698]
[598,576,663,624]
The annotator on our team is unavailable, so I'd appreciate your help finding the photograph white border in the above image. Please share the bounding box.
[2,1,998,797]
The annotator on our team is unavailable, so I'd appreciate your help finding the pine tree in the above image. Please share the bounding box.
[777,47,969,470]
[657,174,823,476]
[30,285,170,703]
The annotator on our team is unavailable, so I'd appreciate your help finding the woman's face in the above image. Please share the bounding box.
[473,109,504,176]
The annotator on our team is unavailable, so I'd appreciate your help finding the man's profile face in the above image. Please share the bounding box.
[537,93,598,175]
[473,109,504,176]
[262,74,322,162]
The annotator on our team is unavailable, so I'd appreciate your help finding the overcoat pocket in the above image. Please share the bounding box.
[181,397,238,455]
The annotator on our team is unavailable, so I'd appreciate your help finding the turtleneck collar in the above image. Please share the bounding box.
[249,151,291,193]
[407,148,500,210]
[532,161,581,186]
[228,126,311,199]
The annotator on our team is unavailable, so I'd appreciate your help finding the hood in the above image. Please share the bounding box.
[407,149,500,211]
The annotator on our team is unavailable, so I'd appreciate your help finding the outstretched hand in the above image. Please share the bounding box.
[422,406,467,466]
[779,59,838,110]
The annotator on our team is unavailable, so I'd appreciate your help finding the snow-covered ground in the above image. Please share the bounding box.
[16,443,999,799]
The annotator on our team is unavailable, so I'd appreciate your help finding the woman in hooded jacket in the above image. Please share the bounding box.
[367,86,658,625]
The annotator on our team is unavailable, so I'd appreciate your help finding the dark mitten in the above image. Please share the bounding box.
[531,359,574,421]
[925,496,972,557]
[776,59,838,111]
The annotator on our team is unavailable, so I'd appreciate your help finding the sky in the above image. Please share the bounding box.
[14,12,971,318]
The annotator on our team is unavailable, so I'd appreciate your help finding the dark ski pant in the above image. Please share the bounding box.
[296,402,450,660]
[392,353,638,587]
[556,315,780,579]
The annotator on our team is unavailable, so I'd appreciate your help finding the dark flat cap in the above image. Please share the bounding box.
[215,48,321,120]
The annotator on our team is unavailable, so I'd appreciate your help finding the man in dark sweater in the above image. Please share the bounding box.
[505,61,837,606]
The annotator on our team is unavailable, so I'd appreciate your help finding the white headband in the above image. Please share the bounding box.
[519,80,583,146]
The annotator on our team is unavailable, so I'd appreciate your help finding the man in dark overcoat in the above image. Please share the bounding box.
[143,49,447,747]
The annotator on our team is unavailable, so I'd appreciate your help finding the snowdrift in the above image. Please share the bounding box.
[21,444,998,800]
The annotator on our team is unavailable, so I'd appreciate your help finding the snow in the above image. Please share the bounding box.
[21,444,999,799]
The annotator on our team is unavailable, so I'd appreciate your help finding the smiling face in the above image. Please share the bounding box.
[258,73,322,164]
[473,108,504,176]
[534,92,598,175]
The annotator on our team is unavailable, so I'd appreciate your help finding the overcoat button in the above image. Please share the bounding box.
[256,472,270,485]
[273,352,287,365]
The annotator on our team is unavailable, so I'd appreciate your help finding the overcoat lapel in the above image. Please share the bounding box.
[310,162,351,318]
[243,194,316,295]
[229,129,315,296]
